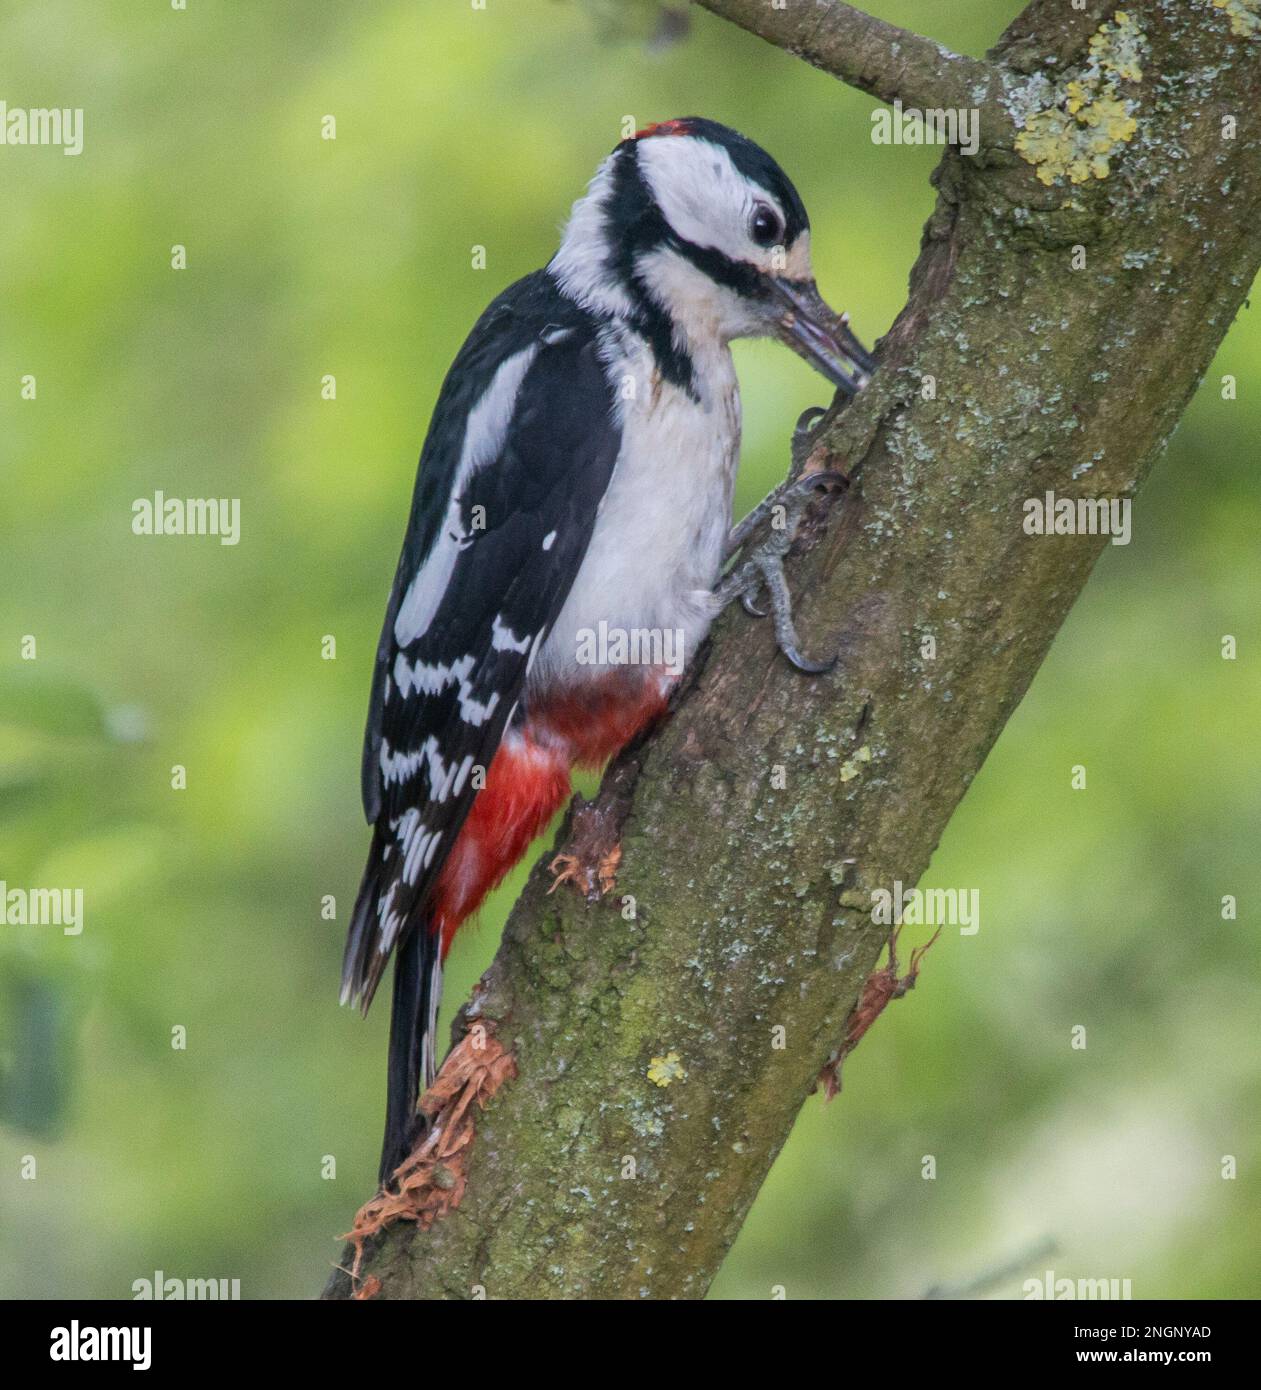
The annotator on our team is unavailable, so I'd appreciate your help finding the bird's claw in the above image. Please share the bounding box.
[719,548,839,675]
[741,587,766,619]
[721,467,847,565]
[780,641,838,675]
[791,405,829,476]
[785,468,849,503]
[716,449,849,675]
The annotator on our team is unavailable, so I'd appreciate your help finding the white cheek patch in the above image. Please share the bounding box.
[637,136,781,268]
[635,244,761,342]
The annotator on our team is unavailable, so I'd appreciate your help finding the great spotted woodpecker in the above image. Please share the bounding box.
[341,117,874,1183]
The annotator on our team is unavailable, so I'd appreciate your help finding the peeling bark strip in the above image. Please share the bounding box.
[325,2,1261,1299]
[817,925,940,1100]
[339,1027,516,1294]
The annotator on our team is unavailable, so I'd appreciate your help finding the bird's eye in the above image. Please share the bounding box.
[749,204,782,248]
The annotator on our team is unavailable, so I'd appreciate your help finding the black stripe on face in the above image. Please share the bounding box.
[600,126,815,391]
[605,146,698,397]
[671,238,768,301]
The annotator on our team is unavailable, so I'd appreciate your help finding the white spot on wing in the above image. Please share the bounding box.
[394,344,541,647]
[377,882,402,952]
[403,828,432,884]
[451,753,474,797]
[393,652,474,700]
[458,687,499,727]
[381,735,474,803]
[491,614,531,654]
[392,648,502,729]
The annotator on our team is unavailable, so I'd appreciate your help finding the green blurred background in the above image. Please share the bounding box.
[1,0,1257,1300]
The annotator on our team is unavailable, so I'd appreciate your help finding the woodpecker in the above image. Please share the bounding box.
[341,117,875,1183]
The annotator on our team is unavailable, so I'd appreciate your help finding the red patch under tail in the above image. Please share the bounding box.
[428,670,671,956]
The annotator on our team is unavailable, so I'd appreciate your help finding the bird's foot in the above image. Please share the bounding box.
[547,852,586,895]
[595,844,621,896]
[717,408,850,674]
[547,797,623,900]
[547,844,621,899]
[720,407,833,564]
[791,404,831,476]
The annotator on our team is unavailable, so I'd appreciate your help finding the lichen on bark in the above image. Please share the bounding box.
[1012,10,1145,184]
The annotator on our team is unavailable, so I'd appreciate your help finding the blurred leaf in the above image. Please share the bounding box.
[0,672,110,741]
[0,967,79,1140]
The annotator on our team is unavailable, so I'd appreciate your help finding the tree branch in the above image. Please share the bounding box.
[693,0,1005,116]
[325,0,1261,1298]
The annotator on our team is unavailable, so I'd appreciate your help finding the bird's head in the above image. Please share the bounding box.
[550,117,874,394]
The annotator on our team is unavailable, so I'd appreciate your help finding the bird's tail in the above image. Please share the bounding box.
[379,921,443,1185]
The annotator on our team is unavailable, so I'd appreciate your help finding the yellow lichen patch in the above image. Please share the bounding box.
[1089,9,1145,80]
[647,1051,686,1087]
[1015,11,1145,186]
[838,744,872,784]
[1212,0,1261,39]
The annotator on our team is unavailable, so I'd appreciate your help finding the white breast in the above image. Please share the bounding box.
[531,331,741,692]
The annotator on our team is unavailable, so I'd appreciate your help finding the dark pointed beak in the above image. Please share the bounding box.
[769,278,875,395]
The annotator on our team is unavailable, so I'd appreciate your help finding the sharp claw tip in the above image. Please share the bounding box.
[783,648,839,675]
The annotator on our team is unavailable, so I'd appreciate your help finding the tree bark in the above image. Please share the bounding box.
[325,0,1261,1299]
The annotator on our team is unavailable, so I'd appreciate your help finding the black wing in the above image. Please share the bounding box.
[341,272,620,1013]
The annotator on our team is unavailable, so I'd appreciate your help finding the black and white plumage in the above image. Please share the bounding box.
[342,278,621,1176]
[341,118,874,1184]
[342,277,617,1008]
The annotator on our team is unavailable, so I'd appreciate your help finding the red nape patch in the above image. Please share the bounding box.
[634,119,694,141]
